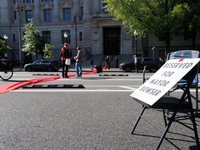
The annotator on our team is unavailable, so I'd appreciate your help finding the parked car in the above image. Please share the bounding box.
[24,59,61,72]
[119,57,162,72]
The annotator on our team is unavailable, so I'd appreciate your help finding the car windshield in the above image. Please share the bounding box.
[42,60,49,64]
[34,60,42,64]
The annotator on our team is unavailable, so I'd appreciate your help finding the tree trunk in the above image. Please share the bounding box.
[191,27,197,50]
[165,32,171,59]
[36,50,38,60]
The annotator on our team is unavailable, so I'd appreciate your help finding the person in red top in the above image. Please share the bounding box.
[60,43,72,78]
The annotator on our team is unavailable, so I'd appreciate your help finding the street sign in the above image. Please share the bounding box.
[130,58,200,106]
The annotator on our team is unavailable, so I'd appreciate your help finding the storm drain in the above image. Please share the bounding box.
[22,84,84,88]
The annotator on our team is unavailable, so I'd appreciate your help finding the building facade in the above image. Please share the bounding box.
[0,0,199,64]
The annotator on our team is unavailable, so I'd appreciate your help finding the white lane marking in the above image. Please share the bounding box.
[10,88,199,93]
[106,79,142,81]
[118,86,137,90]
[11,89,134,92]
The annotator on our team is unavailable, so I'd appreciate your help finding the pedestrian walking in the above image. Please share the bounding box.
[105,56,110,70]
[134,54,138,73]
[74,47,84,78]
[91,58,94,70]
[60,43,72,78]
[116,57,119,68]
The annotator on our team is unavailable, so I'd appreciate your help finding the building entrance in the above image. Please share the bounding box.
[103,27,121,55]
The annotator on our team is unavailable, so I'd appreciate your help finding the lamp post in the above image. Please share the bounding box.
[4,34,8,59]
[64,32,68,43]
[134,30,138,55]
[15,0,23,69]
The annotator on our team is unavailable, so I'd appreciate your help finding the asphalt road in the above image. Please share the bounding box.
[0,71,199,150]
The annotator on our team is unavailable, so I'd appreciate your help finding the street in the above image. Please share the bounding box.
[0,70,199,150]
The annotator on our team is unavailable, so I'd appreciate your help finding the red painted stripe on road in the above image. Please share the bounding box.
[0,68,100,94]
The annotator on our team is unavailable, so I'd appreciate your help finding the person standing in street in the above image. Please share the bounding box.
[134,54,138,73]
[116,57,119,68]
[60,43,72,78]
[105,56,110,70]
[74,47,84,78]
[91,58,94,70]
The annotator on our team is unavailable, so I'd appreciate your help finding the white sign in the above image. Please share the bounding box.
[130,58,200,106]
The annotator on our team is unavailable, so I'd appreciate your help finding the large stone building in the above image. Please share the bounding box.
[0,0,199,66]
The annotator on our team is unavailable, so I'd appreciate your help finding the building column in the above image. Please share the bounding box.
[34,0,40,24]
[83,0,92,20]
[53,0,59,22]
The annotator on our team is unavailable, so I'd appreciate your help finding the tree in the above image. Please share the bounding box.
[43,43,54,59]
[22,19,45,60]
[0,39,12,57]
[105,0,188,57]
[183,0,200,49]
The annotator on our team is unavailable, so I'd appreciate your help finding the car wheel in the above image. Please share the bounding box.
[47,67,53,72]
[125,66,132,72]
[26,66,32,71]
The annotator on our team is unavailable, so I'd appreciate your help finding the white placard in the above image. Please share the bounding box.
[130,58,200,106]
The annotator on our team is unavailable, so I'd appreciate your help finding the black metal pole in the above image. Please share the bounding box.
[5,39,7,59]
[136,35,137,55]
[16,0,22,69]
[75,13,77,48]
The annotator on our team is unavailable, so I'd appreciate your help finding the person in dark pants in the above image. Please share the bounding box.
[60,43,72,78]
[105,56,110,69]
[91,58,94,70]
[134,54,138,73]
[116,57,119,68]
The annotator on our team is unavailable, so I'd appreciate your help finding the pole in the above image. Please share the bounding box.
[16,0,22,69]
[136,35,137,55]
[5,39,7,59]
[5,39,7,52]
[75,12,77,48]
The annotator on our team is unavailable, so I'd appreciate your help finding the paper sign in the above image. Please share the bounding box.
[130,58,200,106]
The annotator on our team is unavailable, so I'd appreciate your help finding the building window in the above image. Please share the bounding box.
[14,11,17,20]
[43,31,51,44]
[42,0,53,2]
[23,0,33,2]
[63,8,71,21]
[26,10,33,22]
[81,7,83,20]
[62,30,71,44]
[13,34,15,43]
[44,9,52,22]
[79,32,82,41]
[102,3,107,12]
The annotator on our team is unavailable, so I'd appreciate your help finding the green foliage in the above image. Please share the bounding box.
[22,19,45,59]
[0,39,12,55]
[105,0,186,38]
[183,0,200,33]
[104,0,190,56]
[43,43,54,59]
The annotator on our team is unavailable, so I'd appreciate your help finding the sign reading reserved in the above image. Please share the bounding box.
[130,58,200,106]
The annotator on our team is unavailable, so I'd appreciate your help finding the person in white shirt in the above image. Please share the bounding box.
[134,54,138,73]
